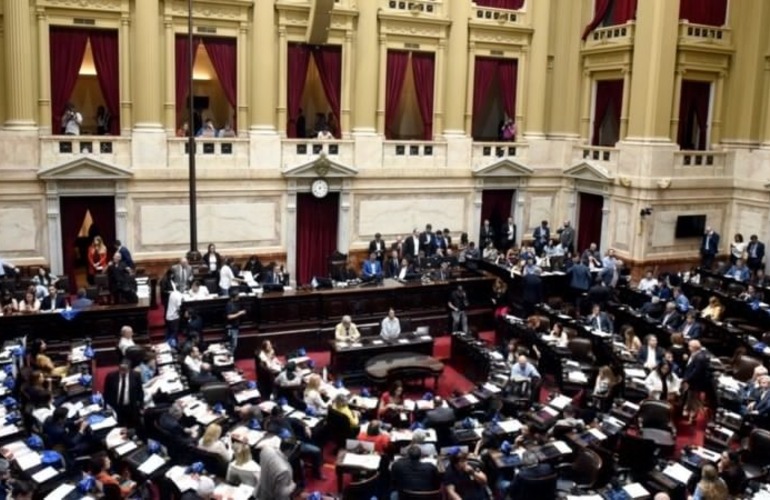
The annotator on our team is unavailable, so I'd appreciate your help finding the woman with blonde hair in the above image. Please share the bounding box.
[692,464,728,500]
[226,442,260,487]
[198,423,232,462]
[623,325,642,354]
[87,235,108,285]
[701,296,724,321]
[303,374,328,414]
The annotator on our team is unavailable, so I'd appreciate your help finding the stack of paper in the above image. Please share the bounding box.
[663,462,693,484]
[32,466,58,483]
[43,483,75,500]
[342,453,381,470]
[214,483,254,500]
[138,454,166,475]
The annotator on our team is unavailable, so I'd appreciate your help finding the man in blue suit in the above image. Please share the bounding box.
[532,220,550,256]
[750,375,770,417]
[507,451,554,498]
[725,259,750,282]
[746,235,766,273]
[362,253,383,282]
[566,256,592,302]
[585,303,613,333]
[673,287,690,313]
[700,227,720,270]
[679,311,702,339]
[114,240,134,269]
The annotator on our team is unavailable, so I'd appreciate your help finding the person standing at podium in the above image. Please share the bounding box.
[380,308,401,342]
[335,315,360,342]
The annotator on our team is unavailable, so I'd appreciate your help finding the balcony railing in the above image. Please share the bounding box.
[471,4,527,27]
[675,151,726,168]
[167,138,250,168]
[584,22,635,48]
[40,135,131,168]
[679,21,732,46]
[383,0,443,16]
[281,139,354,167]
[579,146,618,163]
[382,141,447,169]
[471,141,528,170]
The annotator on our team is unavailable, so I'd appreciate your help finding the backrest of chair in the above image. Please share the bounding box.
[187,445,229,477]
[399,488,443,500]
[749,428,770,462]
[734,355,761,382]
[400,318,413,334]
[568,338,593,360]
[343,471,379,500]
[125,346,146,367]
[102,483,123,500]
[639,400,672,429]
[517,472,558,496]
[573,449,602,487]
[201,381,232,407]
[94,274,109,289]
[617,434,656,472]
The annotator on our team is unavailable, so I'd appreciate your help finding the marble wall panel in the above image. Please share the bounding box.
[612,201,633,251]
[650,205,725,251]
[356,195,467,240]
[0,208,38,253]
[527,194,555,232]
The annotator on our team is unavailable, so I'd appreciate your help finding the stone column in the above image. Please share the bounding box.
[46,184,63,274]
[432,39,446,140]
[522,0,550,138]
[375,35,388,135]
[340,31,353,137]
[115,182,129,247]
[163,16,176,133]
[237,22,248,136]
[285,184,298,285]
[276,28,288,137]
[352,0,378,135]
[119,13,132,134]
[627,0,680,142]
[471,183,483,246]
[443,0,469,136]
[580,70,592,141]
[37,8,51,134]
[4,0,36,129]
[514,192,525,245]
[600,196,611,253]
[669,70,684,142]
[337,180,352,252]
[619,68,631,141]
[133,0,162,128]
[710,71,725,147]
[250,0,276,133]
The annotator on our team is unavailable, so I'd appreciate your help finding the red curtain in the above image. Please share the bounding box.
[472,58,499,133]
[49,28,89,133]
[581,0,612,40]
[679,0,727,26]
[312,46,342,138]
[296,193,339,286]
[481,190,514,232]
[474,0,525,9]
[89,30,120,135]
[203,37,237,129]
[411,52,435,141]
[59,196,116,292]
[498,59,518,126]
[677,80,711,151]
[592,79,623,146]
[385,51,409,139]
[577,193,604,254]
[175,36,201,127]
[287,43,311,138]
[612,0,638,24]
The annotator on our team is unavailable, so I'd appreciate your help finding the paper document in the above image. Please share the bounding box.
[115,441,138,456]
[138,454,166,475]
[44,483,75,500]
[551,440,572,454]
[342,453,381,470]
[91,416,118,431]
[623,483,649,498]
[663,462,693,484]
[496,419,522,434]
[16,452,41,471]
[32,467,57,483]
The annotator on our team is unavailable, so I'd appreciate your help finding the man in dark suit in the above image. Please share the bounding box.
[532,220,550,256]
[104,361,143,428]
[682,340,712,422]
[521,268,543,316]
[746,234,765,273]
[586,303,613,333]
[700,227,720,270]
[638,334,665,370]
[41,285,67,311]
[679,311,702,339]
[391,445,440,496]
[500,216,516,251]
[659,302,683,330]
[749,375,770,417]
[508,451,555,498]
[479,219,495,250]
[566,256,592,302]
[114,240,134,269]
[368,233,386,263]
[384,250,400,278]
[404,229,421,261]
[107,252,135,304]
[419,224,435,256]
[261,262,284,285]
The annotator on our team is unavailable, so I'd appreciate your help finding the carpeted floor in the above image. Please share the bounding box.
[93,329,706,495]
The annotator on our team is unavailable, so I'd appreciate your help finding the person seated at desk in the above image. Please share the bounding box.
[384,250,400,278]
[183,346,217,385]
[463,241,480,261]
[692,464,729,500]
[444,451,488,500]
[92,451,136,498]
[701,295,725,321]
[117,325,135,356]
[378,380,406,423]
[718,451,747,496]
[644,361,681,401]
[332,394,360,429]
[0,288,18,315]
[187,280,210,300]
[198,423,233,462]
[357,419,390,454]
[679,311,702,339]
[362,252,383,282]
[390,444,440,498]
[549,405,585,435]
[40,285,66,312]
[638,269,658,294]
[585,303,613,333]
[507,451,555,498]
[30,339,69,377]
[660,301,683,330]
[432,260,453,281]
[158,401,196,446]
[17,290,40,313]
[396,258,418,281]
[70,288,93,310]
[303,374,329,414]
[227,442,261,488]
[21,371,53,408]
[739,284,761,303]
[274,361,302,392]
[593,365,620,397]
[543,322,568,348]
[743,365,768,402]
[747,375,770,417]
[380,307,401,341]
[136,352,157,385]
[510,354,541,381]
[725,259,750,282]
[639,334,664,370]
[623,326,642,354]
[335,315,361,342]
[752,268,770,288]
[673,287,690,313]
[42,407,91,457]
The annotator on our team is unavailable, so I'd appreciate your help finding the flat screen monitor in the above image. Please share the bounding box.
[675,215,706,239]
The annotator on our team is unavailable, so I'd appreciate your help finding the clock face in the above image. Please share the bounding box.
[311,179,329,198]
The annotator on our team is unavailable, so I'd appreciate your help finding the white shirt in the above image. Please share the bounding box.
[258,351,282,373]
[398,267,408,280]
[304,389,328,412]
[187,286,211,300]
[644,348,657,370]
[731,241,747,259]
[638,277,657,293]
[209,255,217,272]
[644,371,681,399]
[118,372,130,406]
[185,355,203,374]
[166,291,182,321]
[219,265,235,290]
[118,337,135,355]
[411,236,419,256]
[62,111,82,135]
[380,317,401,341]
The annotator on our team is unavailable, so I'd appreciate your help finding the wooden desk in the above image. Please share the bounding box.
[330,335,434,380]
[364,351,444,388]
